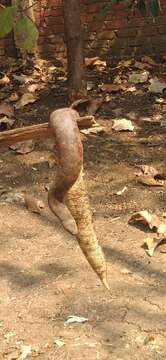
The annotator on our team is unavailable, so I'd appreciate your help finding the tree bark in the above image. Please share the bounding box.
[63,0,87,102]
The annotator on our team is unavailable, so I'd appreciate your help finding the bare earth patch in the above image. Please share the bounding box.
[0,90,166,359]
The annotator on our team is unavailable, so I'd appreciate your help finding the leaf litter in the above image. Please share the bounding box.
[15,92,38,109]
[112,119,134,132]
[136,164,165,187]
[0,54,166,358]
[9,140,35,154]
[129,210,166,256]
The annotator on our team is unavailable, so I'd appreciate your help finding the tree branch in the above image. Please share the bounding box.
[0,116,95,146]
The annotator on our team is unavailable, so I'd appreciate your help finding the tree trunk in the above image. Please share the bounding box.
[63,0,87,102]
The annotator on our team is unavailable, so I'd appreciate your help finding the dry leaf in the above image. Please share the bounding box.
[13,74,30,84]
[77,115,96,128]
[24,194,45,214]
[138,165,159,177]
[9,140,35,154]
[87,81,95,91]
[144,236,166,257]
[0,190,24,204]
[157,223,166,236]
[137,175,164,187]
[0,102,14,117]
[149,77,166,93]
[0,92,7,100]
[0,116,15,128]
[129,210,162,232]
[0,74,10,85]
[121,268,132,274]
[143,334,157,345]
[119,59,132,67]
[112,119,134,132]
[27,83,40,92]
[134,60,151,70]
[6,349,19,360]
[15,92,38,109]
[99,83,123,93]
[141,56,157,66]
[18,345,32,360]
[125,85,137,93]
[27,83,45,93]
[85,57,99,67]
[81,125,104,135]
[93,59,106,71]
[47,154,58,168]
[9,92,19,102]
[65,315,88,324]
[54,339,65,348]
[128,71,149,84]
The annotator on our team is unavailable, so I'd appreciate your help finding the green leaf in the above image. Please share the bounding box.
[137,0,147,16]
[150,0,159,17]
[15,16,38,53]
[0,6,16,38]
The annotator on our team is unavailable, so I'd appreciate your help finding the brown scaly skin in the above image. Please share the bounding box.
[48,108,83,235]
[48,108,109,289]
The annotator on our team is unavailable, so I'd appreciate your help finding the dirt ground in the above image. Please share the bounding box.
[0,76,166,359]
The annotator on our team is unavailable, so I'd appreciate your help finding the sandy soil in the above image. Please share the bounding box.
[0,92,166,360]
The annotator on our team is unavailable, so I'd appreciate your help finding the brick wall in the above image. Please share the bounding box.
[0,0,166,61]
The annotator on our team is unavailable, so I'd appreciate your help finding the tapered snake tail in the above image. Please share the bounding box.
[65,168,109,290]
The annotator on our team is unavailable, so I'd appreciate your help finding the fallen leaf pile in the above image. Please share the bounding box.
[136,165,165,187]
[0,57,67,113]
[9,140,35,154]
[84,55,166,104]
[0,102,15,129]
[129,210,166,256]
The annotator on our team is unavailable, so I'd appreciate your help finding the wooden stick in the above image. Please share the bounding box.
[0,116,95,146]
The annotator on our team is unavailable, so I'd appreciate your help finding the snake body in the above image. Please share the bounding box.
[48,108,83,235]
[48,108,109,289]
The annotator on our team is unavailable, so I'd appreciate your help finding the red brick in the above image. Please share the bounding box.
[104,19,127,30]
[151,34,166,46]
[117,28,137,38]
[96,30,116,40]
[49,0,63,6]
[154,16,166,25]
[44,8,63,17]
[127,17,147,28]
[0,47,5,56]
[86,3,101,13]
[158,24,166,34]
[84,32,96,41]
[88,20,104,31]
[137,26,157,37]
[1,0,166,61]
[81,13,94,23]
